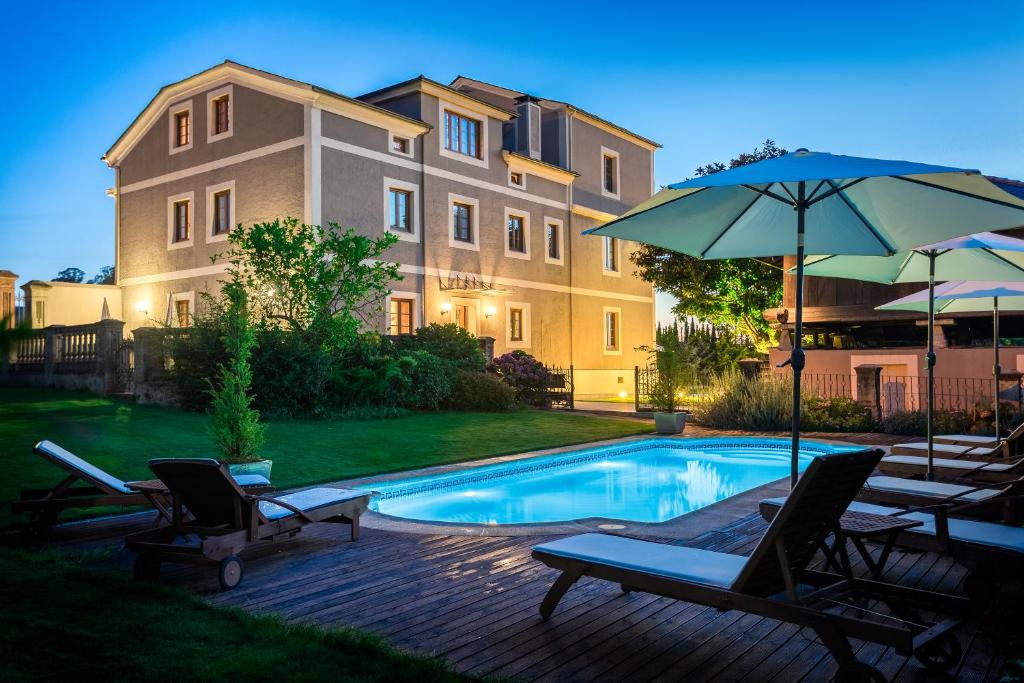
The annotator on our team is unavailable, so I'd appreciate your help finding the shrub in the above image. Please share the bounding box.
[167,305,228,412]
[803,396,878,433]
[395,323,485,371]
[880,409,972,436]
[690,371,794,431]
[487,350,552,405]
[447,370,516,412]
[393,351,453,410]
[251,327,333,416]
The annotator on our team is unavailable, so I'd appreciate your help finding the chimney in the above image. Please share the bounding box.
[515,96,542,160]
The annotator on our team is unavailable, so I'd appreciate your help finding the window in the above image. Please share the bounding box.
[601,147,620,199]
[392,136,409,154]
[213,96,229,135]
[212,190,231,235]
[547,223,560,260]
[509,170,524,187]
[604,309,621,353]
[169,101,193,153]
[507,214,526,254]
[389,188,411,233]
[174,111,190,147]
[509,307,524,342]
[603,236,620,273]
[453,202,473,243]
[444,110,481,158]
[390,298,414,335]
[34,300,45,327]
[175,299,191,328]
[455,304,469,330]
[172,200,190,243]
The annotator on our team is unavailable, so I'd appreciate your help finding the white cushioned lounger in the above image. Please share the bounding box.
[533,533,747,588]
[862,476,999,503]
[880,455,1016,472]
[890,442,991,457]
[258,488,369,520]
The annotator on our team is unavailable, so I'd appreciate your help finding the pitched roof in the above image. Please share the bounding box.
[358,75,515,120]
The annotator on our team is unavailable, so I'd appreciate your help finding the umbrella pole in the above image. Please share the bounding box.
[926,251,936,481]
[994,296,1001,437]
[790,183,807,489]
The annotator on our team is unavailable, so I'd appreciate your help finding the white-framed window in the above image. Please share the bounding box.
[166,191,195,250]
[505,301,531,349]
[205,180,235,243]
[169,101,193,154]
[438,100,488,169]
[544,216,564,266]
[389,132,413,158]
[602,236,621,276]
[603,306,622,355]
[601,146,620,200]
[503,207,531,260]
[383,177,420,243]
[169,291,196,328]
[386,290,421,335]
[448,193,480,251]
[206,85,233,143]
[508,168,525,189]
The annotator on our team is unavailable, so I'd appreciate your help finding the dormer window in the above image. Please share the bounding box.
[444,110,481,159]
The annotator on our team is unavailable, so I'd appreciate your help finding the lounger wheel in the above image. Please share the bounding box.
[913,632,962,673]
[835,661,886,682]
[218,555,244,591]
[133,555,161,582]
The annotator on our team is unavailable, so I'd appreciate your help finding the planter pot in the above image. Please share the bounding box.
[654,411,688,435]
[226,459,273,481]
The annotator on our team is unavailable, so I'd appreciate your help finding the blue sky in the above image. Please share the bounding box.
[1,1,1021,323]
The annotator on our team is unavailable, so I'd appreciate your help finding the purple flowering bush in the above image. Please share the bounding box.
[486,350,552,405]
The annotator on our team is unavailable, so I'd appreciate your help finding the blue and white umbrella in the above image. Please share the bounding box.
[586,149,1024,486]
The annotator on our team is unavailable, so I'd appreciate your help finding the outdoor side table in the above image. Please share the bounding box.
[127,479,175,525]
[820,510,923,579]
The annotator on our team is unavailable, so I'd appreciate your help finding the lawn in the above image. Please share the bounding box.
[0,548,472,682]
[0,386,650,528]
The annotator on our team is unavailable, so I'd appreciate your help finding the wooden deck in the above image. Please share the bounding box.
[125,512,1009,682]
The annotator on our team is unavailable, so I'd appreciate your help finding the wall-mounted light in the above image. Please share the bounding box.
[484,305,497,318]
[134,301,149,316]
[618,391,628,399]
[440,302,452,316]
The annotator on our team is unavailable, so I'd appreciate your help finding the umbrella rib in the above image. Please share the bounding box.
[982,248,1024,276]
[806,178,866,206]
[741,184,794,206]
[891,251,916,284]
[805,179,829,203]
[699,190,765,258]
[825,180,897,255]
[893,175,1024,211]
[580,187,710,235]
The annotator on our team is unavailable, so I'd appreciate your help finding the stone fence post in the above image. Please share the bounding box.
[133,327,169,384]
[854,364,883,420]
[95,319,125,393]
[478,336,495,362]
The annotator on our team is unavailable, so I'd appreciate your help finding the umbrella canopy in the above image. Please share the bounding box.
[586,149,1024,487]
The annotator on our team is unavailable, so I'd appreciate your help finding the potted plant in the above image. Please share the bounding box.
[644,327,690,434]
[208,283,269,479]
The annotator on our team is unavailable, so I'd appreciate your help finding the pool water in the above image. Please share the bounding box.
[362,438,853,525]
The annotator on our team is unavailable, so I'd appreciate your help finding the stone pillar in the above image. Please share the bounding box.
[478,336,495,362]
[854,364,883,420]
[737,358,764,379]
[133,327,168,384]
[95,319,125,393]
[42,325,60,384]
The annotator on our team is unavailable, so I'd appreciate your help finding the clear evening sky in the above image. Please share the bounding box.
[1,1,1021,324]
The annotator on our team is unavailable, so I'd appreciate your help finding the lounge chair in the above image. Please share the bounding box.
[759,496,1024,602]
[932,421,1024,450]
[877,452,1024,483]
[12,440,272,538]
[860,475,1023,522]
[532,449,971,681]
[888,440,1005,459]
[126,458,370,590]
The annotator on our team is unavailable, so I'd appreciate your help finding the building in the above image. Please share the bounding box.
[20,280,122,329]
[766,177,1024,404]
[0,270,16,327]
[103,61,659,397]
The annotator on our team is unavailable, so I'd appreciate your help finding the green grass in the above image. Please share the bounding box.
[0,548,472,682]
[0,386,650,528]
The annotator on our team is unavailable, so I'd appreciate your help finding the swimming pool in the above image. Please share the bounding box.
[361,438,855,525]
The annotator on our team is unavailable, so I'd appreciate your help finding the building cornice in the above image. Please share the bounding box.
[571,204,618,223]
[568,107,660,151]
[502,150,577,186]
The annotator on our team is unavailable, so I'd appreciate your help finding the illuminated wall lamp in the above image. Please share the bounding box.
[484,305,497,319]
[134,301,149,316]
[440,301,452,316]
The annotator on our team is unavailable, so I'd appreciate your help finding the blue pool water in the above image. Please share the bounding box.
[361,438,854,525]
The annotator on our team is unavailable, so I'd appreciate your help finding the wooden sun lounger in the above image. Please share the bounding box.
[126,458,370,590]
[759,495,1024,603]
[859,475,1024,522]
[12,440,272,540]
[877,452,1024,483]
[932,421,1024,450]
[532,449,971,682]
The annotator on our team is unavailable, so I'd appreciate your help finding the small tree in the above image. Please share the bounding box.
[207,283,264,463]
[639,325,690,413]
[53,267,85,283]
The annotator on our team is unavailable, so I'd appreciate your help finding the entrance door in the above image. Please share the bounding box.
[451,297,478,336]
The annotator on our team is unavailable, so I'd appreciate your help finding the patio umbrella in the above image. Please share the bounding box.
[801,233,1024,478]
[878,280,1024,437]
[584,149,1024,487]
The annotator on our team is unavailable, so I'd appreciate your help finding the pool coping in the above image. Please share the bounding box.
[335,433,868,538]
